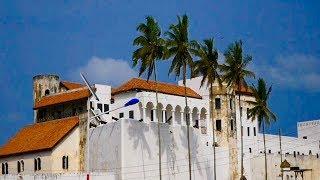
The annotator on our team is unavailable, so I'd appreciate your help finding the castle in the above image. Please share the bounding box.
[0,74,319,180]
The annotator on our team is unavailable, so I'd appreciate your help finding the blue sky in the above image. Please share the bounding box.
[0,0,320,145]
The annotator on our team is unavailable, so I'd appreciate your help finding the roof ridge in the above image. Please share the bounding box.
[42,87,89,97]
[129,77,192,89]
[113,77,202,99]
[61,80,83,85]
[22,116,79,128]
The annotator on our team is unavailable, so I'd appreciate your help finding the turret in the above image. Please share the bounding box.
[33,74,60,103]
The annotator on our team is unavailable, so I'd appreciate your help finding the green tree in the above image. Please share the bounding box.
[247,78,277,180]
[221,40,255,180]
[191,38,222,180]
[132,16,166,180]
[165,14,194,180]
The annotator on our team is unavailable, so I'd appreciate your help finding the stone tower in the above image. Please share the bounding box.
[33,74,60,103]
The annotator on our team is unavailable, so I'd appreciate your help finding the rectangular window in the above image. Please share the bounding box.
[34,159,37,171]
[249,148,252,153]
[62,156,69,170]
[247,108,250,119]
[240,107,243,117]
[129,110,134,119]
[216,120,222,131]
[230,119,234,131]
[241,126,243,136]
[247,127,250,136]
[97,103,103,112]
[229,98,233,110]
[215,98,221,109]
[90,101,94,109]
[254,127,257,136]
[104,104,109,114]
[110,98,115,104]
[119,112,124,118]
[150,110,154,121]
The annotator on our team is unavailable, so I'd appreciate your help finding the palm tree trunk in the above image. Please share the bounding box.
[183,63,192,180]
[263,121,267,180]
[210,83,217,180]
[238,82,244,179]
[153,63,162,180]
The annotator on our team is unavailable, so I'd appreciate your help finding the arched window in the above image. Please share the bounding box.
[34,157,41,171]
[5,162,8,174]
[45,89,50,96]
[1,163,4,174]
[2,162,8,174]
[62,156,69,170]
[37,158,41,170]
[309,150,312,155]
[17,160,24,173]
[34,158,37,171]
[17,161,21,173]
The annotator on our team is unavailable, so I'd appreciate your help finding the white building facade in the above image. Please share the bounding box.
[0,75,319,180]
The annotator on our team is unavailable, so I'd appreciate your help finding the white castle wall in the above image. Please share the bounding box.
[89,119,232,180]
[298,119,320,141]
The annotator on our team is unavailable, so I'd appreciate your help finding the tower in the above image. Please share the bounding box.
[33,74,60,103]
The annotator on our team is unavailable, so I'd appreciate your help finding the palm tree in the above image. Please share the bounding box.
[191,38,222,180]
[165,14,194,180]
[220,40,255,179]
[247,78,276,180]
[132,16,166,180]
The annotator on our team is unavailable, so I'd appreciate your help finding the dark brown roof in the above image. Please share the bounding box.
[60,81,84,90]
[34,87,91,109]
[0,116,79,157]
[112,78,202,99]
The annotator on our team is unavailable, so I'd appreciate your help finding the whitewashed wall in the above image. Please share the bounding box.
[0,172,116,180]
[89,119,232,180]
[251,154,320,180]
[298,119,320,141]
[0,127,80,175]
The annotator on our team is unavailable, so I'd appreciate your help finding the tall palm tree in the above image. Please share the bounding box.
[191,38,222,180]
[132,16,166,180]
[221,40,255,180]
[247,78,276,180]
[165,14,194,180]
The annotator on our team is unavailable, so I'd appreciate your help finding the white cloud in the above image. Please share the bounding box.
[253,54,320,92]
[69,57,137,86]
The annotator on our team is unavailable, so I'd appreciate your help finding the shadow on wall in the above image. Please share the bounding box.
[150,122,178,176]
[127,120,152,158]
[179,126,203,178]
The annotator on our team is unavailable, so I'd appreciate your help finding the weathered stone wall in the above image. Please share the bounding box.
[33,75,61,103]
[78,111,88,172]
[36,100,87,123]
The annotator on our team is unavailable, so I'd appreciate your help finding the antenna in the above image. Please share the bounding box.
[80,72,99,101]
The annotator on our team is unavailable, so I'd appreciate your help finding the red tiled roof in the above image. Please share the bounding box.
[112,78,202,99]
[34,87,91,109]
[234,83,253,96]
[60,81,84,90]
[0,116,79,157]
